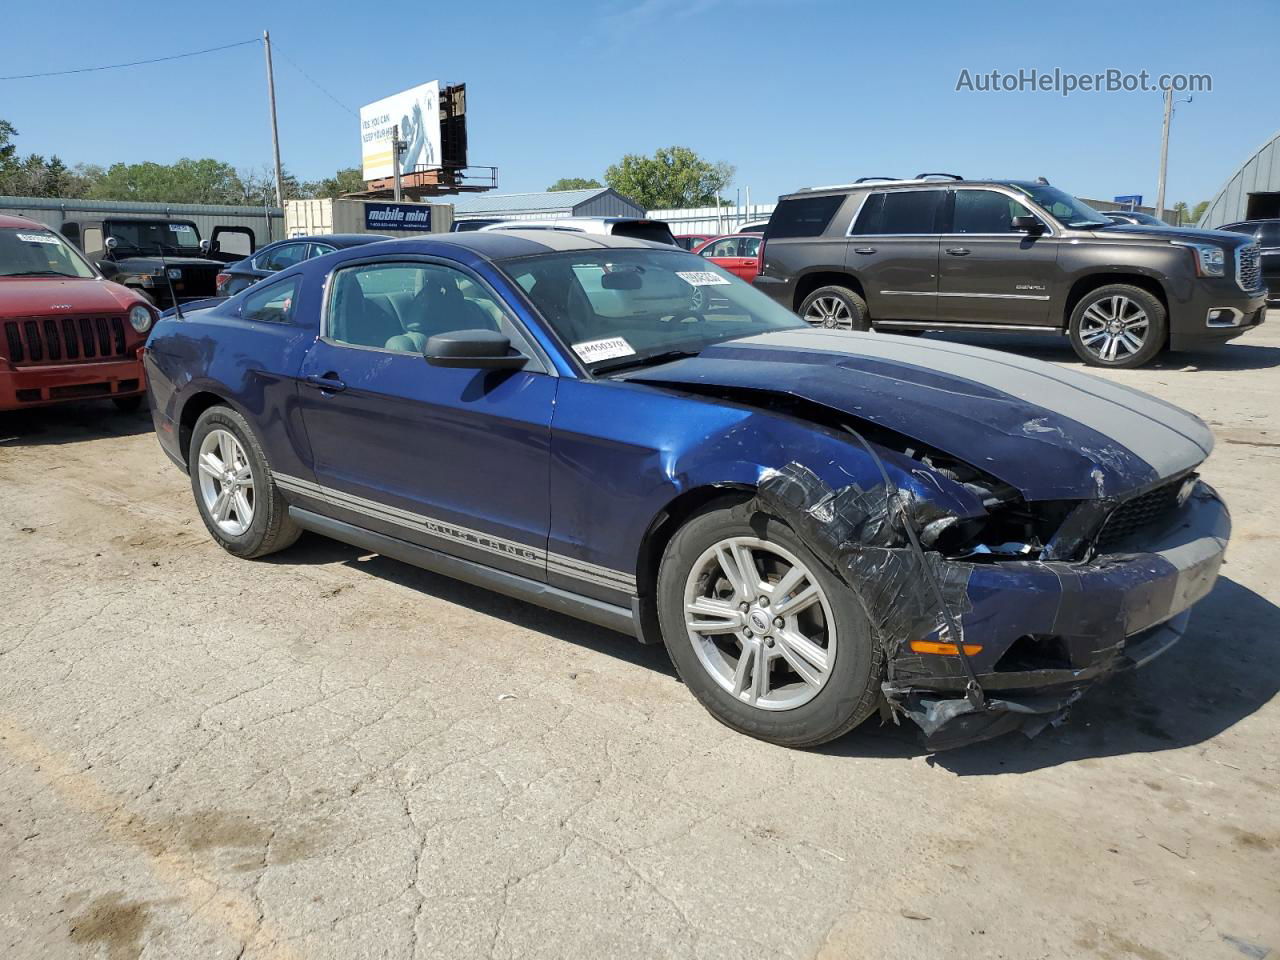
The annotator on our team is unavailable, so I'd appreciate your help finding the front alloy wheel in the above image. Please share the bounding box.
[684,536,836,710]
[1078,295,1149,363]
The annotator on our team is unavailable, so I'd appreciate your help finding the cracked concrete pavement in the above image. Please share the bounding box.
[1,329,1278,960]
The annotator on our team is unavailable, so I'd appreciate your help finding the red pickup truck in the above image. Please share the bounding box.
[1,214,155,413]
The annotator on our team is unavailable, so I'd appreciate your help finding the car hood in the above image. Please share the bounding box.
[111,255,225,271]
[0,276,140,317]
[1095,223,1250,245]
[624,329,1213,501]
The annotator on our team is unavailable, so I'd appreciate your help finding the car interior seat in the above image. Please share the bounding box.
[330,272,405,348]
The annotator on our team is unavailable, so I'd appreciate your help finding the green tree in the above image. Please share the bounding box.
[304,167,366,199]
[1171,201,1190,226]
[604,146,734,210]
[547,177,602,192]
[1191,200,1210,224]
[0,119,18,177]
[87,158,245,204]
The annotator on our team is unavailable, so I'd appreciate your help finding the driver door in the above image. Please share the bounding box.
[208,226,257,263]
[295,257,557,580]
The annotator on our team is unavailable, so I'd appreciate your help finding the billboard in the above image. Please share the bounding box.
[360,81,441,180]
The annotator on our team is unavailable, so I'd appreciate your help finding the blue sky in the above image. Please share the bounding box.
[2,0,1277,209]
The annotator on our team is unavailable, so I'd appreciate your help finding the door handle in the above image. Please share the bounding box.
[304,373,346,393]
[945,247,971,256]
[853,247,876,255]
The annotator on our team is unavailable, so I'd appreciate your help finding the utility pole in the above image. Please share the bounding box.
[391,124,404,201]
[263,30,285,222]
[1154,87,1173,224]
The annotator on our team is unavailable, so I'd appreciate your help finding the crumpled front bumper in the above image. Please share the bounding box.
[884,483,1230,749]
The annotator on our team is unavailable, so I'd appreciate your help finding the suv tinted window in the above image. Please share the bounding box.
[242,276,299,324]
[953,190,1034,233]
[611,221,676,245]
[874,190,945,234]
[766,195,844,238]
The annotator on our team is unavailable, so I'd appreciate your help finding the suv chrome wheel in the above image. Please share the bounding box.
[196,428,255,536]
[682,536,836,711]
[804,295,853,330]
[1078,295,1149,363]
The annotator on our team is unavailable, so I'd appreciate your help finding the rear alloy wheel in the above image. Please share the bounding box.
[189,405,301,559]
[656,504,883,747]
[1068,284,1166,368]
[799,285,870,332]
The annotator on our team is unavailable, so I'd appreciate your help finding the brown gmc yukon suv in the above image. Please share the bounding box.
[753,175,1268,368]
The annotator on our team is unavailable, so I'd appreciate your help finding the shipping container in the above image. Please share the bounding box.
[285,198,453,238]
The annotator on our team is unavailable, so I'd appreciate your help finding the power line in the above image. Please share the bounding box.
[0,39,260,81]
[271,43,358,117]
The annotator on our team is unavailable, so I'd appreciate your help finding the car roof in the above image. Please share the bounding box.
[780,177,1042,198]
[279,233,390,246]
[0,214,49,229]
[347,230,679,260]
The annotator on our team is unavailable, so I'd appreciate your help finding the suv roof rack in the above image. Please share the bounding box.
[914,172,964,180]
[795,173,967,193]
[854,176,900,183]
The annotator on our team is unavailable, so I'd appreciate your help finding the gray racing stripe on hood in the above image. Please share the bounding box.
[738,330,1213,476]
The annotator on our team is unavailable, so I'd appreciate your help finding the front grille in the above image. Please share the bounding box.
[2,315,127,365]
[1095,475,1189,552]
[1237,244,1262,292]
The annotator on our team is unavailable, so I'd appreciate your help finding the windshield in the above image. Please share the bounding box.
[498,248,805,372]
[106,220,203,256]
[0,227,97,279]
[1008,184,1110,228]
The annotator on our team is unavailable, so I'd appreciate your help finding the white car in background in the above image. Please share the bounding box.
[478,217,677,245]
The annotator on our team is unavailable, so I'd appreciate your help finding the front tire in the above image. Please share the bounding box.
[188,405,301,559]
[799,285,870,332]
[656,503,883,747]
[1068,284,1166,368]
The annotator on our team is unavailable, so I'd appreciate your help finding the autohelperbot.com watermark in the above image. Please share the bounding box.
[955,68,1212,97]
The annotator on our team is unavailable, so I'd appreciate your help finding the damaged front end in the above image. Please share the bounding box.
[753,456,1231,751]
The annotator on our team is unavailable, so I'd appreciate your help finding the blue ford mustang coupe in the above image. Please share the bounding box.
[145,231,1230,749]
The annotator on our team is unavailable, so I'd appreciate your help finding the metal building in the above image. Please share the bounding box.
[1198,130,1280,227]
[0,195,284,244]
[450,187,643,223]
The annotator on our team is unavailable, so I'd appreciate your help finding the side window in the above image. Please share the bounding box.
[242,276,299,324]
[326,261,531,358]
[765,195,844,238]
[850,194,886,235]
[61,223,81,246]
[702,237,741,258]
[740,236,761,257]
[256,242,308,272]
[83,226,103,255]
[309,243,337,259]
[876,190,946,234]
[953,190,1036,234]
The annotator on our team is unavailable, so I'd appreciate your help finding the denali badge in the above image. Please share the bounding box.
[50,304,73,309]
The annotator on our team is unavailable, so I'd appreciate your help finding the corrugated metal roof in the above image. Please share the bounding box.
[451,187,613,215]
[1198,129,1280,227]
[0,194,282,217]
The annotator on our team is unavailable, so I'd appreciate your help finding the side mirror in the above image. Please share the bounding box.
[199,239,212,254]
[425,329,527,370]
[103,236,119,252]
[97,260,121,279]
[1012,215,1045,234]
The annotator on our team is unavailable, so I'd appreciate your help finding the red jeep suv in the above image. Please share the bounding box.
[1,214,155,412]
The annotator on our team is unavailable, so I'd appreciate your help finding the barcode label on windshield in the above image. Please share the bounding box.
[169,224,195,233]
[572,336,634,363]
[16,233,59,244]
[676,271,731,286]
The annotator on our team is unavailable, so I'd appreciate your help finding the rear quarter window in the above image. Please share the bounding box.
[612,221,677,245]
[764,195,845,239]
[241,276,300,324]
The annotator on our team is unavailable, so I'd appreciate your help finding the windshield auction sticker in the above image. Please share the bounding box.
[572,336,635,363]
[17,233,59,244]
[676,271,731,286]
[169,224,195,233]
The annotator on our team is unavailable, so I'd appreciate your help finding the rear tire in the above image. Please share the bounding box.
[1068,284,1166,368]
[188,405,301,559]
[799,286,870,332]
[656,502,883,747]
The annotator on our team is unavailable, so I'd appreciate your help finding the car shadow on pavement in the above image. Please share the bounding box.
[0,402,153,447]
[920,332,1280,372]
[825,576,1280,772]
[270,533,680,677]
